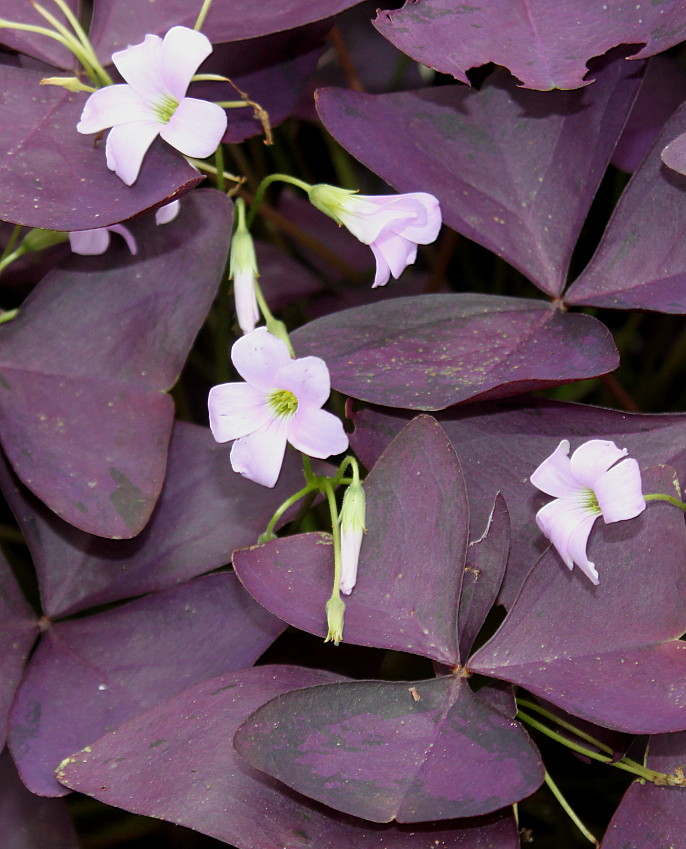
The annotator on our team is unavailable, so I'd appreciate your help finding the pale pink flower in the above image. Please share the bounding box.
[530,439,646,585]
[77,26,227,185]
[154,199,181,225]
[68,224,137,256]
[229,228,260,334]
[308,185,441,287]
[208,328,349,487]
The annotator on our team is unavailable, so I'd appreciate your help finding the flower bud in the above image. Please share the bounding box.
[325,595,346,646]
[338,481,366,596]
[21,229,69,253]
[229,224,260,335]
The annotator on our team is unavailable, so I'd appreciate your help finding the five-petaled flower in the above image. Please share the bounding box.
[77,26,227,185]
[208,328,349,487]
[530,439,646,585]
[308,185,441,287]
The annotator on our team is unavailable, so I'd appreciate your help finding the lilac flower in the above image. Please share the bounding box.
[530,439,646,585]
[208,328,349,487]
[77,26,227,185]
[308,185,441,287]
[68,224,137,256]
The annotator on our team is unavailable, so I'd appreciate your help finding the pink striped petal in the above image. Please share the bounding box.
[230,417,290,488]
[160,26,212,99]
[287,407,349,459]
[231,328,291,389]
[208,383,269,443]
[595,458,646,523]
[105,121,161,185]
[160,98,227,158]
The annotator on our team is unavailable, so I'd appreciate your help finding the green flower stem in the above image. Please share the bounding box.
[301,455,316,487]
[515,698,613,756]
[186,158,243,189]
[215,144,226,193]
[0,225,22,266]
[544,770,598,846]
[253,279,294,356]
[645,493,686,512]
[334,456,361,488]
[0,309,19,326]
[0,247,25,278]
[260,483,316,542]
[49,0,104,76]
[516,710,670,784]
[193,0,215,31]
[322,479,344,614]
[246,173,313,229]
[30,3,110,85]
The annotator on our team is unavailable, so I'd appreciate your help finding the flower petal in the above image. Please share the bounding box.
[536,498,599,584]
[160,98,227,158]
[155,200,180,225]
[208,382,270,442]
[76,84,149,134]
[160,26,213,100]
[370,231,416,287]
[570,439,627,488]
[338,194,417,244]
[68,228,110,255]
[230,416,289,488]
[530,440,580,498]
[234,269,260,334]
[112,33,165,99]
[274,356,331,408]
[287,407,349,458]
[107,224,138,255]
[340,525,363,595]
[393,193,442,243]
[105,121,161,185]
[594,458,646,523]
[231,328,292,389]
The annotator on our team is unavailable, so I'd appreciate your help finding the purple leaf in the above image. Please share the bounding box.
[89,0,362,59]
[0,553,38,751]
[458,495,509,660]
[316,58,641,296]
[57,665,519,848]
[0,189,231,538]
[0,1,78,68]
[612,55,686,173]
[0,749,78,849]
[350,398,686,606]
[235,416,468,664]
[292,294,618,410]
[566,99,686,313]
[373,0,683,90]
[235,675,544,822]
[602,732,686,849]
[0,66,203,230]
[8,573,285,797]
[469,467,686,734]
[257,240,325,311]
[0,422,307,617]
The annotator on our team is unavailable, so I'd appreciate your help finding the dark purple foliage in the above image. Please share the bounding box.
[0,189,231,537]
[373,0,686,90]
[57,665,521,847]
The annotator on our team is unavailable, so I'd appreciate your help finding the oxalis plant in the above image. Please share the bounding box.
[0,1,685,848]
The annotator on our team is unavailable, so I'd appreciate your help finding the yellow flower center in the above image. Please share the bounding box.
[581,487,601,515]
[153,93,179,124]
[268,389,298,418]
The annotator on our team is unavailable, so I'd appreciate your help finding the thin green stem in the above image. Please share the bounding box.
[515,698,613,756]
[261,484,315,542]
[49,0,90,53]
[215,144,226,193]
[645,493,686,512]
[215,100,252,108]
[0,247,25,278]
[186,158,243,186]
[0,309,19,326]
[323,479,342,590]
[253,279,294,355]
[29,3,104,84]
[193,0,214,31]
[516,710,668,783]
[246,174,313,229]
[334,456,361,488]
[544,770,598,846]
[0,225,22,266]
